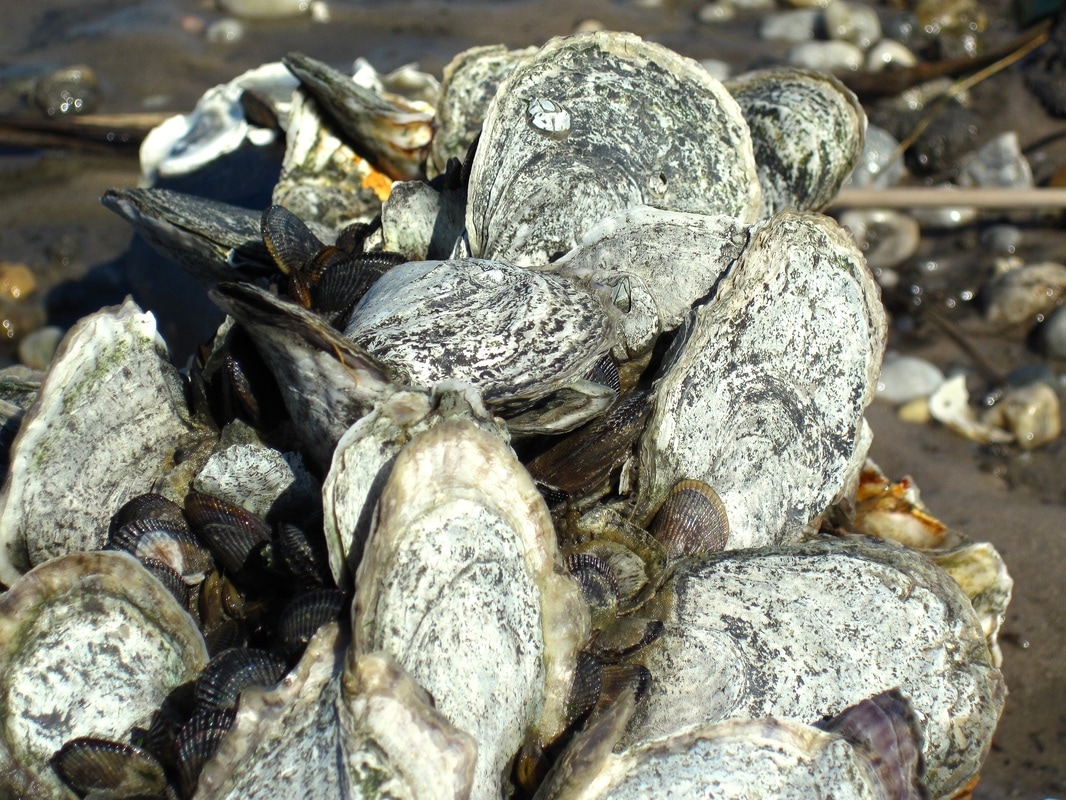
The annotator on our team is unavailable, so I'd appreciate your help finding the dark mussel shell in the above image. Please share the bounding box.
[274,522,332,590]
[195,647,289,712]
[276,588,347,657]
[106,518,214,585]
[203,618,250,658]
[176,708,237,798]
[51,737,167,799]
[310,250,406,323]
[184,491,272,577]
[566,651,605,722]
[108,493,188,537]
[647,478,729,561]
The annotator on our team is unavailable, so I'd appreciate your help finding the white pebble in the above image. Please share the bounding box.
[876,353,945,404]
[788,40,864,71]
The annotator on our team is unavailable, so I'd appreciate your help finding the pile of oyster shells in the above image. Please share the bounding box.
[0,31,1011,800]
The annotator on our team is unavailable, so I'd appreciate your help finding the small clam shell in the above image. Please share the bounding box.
[105,518,214,585]
[51,737,167,798]
[647,479,729,561]
[726,67,866,216]
[109,492,188,534]
[277,588,348,657]
[195,648,289,712]
[0,300,209,587]
[467,31,761,266]
[0,551,207,799]
[273,522,332,589]
[184,491,272,577]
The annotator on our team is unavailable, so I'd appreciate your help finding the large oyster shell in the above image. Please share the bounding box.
[0,299,209,587]
[342,258,615,415]
[467,31,761,266]
[0,551,208,799]
[636,211,886,548]
[195,623,477,799]
[625,535,1005,799]
[352,418,588,800]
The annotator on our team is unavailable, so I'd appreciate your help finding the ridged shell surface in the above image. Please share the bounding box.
[352,419,588,800]
[624,536,1004,799]
[0,551,208,800]
[466,32,761,266]
[195,624,477,800]
[343,258,614,407]
[636,211,886,548]
[0,299,204,587]
[726,67,866,217]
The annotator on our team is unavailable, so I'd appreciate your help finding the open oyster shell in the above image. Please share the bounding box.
[636,211,886,548]
[0,551,208,799]
[352,417,588,800]
[467,31,761,266]
[195,623,477,799]
[0,299,210,587]
[625,535,1005,799]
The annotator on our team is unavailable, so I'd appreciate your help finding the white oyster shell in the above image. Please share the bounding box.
[195,624,477,800]
[467,31,761,266]
[352,419,588,800]
[625,535,1005,799]
[636,211,886,548]
[0,551,208,799]
[0,299,206,587]
[726,67,866,217]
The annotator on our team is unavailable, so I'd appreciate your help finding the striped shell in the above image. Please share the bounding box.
[467,31,761,266]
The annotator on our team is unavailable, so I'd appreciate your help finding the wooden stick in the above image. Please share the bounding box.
[0,112,174,153]
[831,187,1066,209]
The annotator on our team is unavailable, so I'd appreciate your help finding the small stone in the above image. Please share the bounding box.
[17,326,63,371]
[843,125,906,189]
[876,353,945,404]
[759,9,821,41]
[698,2,736,23]
[980,224,1022,256]
[574,19,606,33]
[0,263,36,302]
[216,0,310,18]
[699,59,731,82]
[824,1,882,49]
[983,262,1066,328]
[206,18,245,44]
[838,209,920,270]
[31,65,100,117]
[1032,305,1066,360]
[898,396,932,423]
[958,132,1034,190]
[788,40,865,72]
[866,39,918,71]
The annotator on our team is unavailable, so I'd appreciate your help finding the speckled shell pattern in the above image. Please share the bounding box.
[467,32,762,266]
[636,211,887,549]
[623,536,1005,800]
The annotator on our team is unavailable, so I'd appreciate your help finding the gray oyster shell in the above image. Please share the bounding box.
[428,43,536,178]
[636,211,886,548]
[380,178,466,261]
[467,31,761,266]
[0,299,210,587]
[352,418,588,800]
[727,67,866,217]
[551,206,750,360]
[539,696,919,800]
[625,535,1005,799]
[195,624,477,800]
[0,551,208,799]
[342,258,615,416]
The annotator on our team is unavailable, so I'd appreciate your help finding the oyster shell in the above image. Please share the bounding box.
[352,417,588,800]
[625,535,1005,799]
[0,299,210,587]
[342,257,616,420]
[538,690,925,800]
[467,31,761,266]
[726,67,866,216]
[636,211,886,548]
[0,551,207,799]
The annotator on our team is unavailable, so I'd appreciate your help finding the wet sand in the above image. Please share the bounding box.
[1,1,1064,797]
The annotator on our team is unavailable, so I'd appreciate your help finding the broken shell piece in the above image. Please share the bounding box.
[928,375,1013,444]
[352,419,588,800]
[0,299,209,587]
[981,381,1061,450]
[930,542,1012,669]
[852,462,957,550]
[636,211,886,549]
[0,551,207,800]
[195,624,477,800]
[625,535,1004,799]
[983,261,1066,328]
[467,31,761,266]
